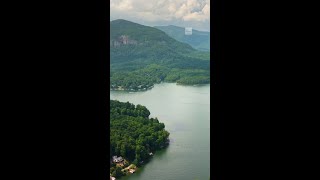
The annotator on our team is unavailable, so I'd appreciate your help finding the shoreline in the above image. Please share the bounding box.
[110,82,210,91]
[110,141,169,179]
[110,84,210,180]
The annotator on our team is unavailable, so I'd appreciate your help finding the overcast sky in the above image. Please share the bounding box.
[110,0,210,32]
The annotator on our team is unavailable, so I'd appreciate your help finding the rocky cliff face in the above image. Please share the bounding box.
[110,35,138,47]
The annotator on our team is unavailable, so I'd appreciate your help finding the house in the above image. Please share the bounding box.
[129,169,135,173]
[112,156,124,163]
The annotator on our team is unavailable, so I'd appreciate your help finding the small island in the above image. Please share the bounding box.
[110,100,170,179]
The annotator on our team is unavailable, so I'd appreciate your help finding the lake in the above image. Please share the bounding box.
[110,83,210,180]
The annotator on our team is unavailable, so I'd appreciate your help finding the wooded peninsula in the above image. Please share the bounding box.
[110,100,170,178]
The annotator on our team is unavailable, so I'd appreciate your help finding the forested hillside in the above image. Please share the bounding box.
[110,19,210,91]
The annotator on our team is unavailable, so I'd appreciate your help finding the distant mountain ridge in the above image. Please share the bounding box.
[154,25,210,52]
[110,19,210,90]
[110,20,198,65]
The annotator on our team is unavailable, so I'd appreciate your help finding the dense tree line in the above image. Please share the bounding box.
[110,64,210,90]
[110,100,170,177]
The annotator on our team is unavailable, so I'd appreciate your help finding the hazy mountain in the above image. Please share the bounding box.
[110,19,209,70]
[154,25,210,52]
[110,19,210,90]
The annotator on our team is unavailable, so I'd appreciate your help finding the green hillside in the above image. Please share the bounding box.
[154,25,210,52]
[110,19,210,91]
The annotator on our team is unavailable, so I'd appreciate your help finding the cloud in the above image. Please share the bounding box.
[110,0,133,11]
[182,4,210,21]
[110,0,210,31]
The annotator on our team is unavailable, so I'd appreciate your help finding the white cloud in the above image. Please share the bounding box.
[182,3,210,21]
[110,0,210,31]
[110,0,133,11]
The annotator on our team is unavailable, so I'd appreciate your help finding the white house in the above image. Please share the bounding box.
[129,169,135,173]
[112,156,124,163]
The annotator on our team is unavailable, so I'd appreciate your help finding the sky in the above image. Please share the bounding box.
[110,0,210,32]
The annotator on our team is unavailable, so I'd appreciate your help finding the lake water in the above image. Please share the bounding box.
[110,83,210,180]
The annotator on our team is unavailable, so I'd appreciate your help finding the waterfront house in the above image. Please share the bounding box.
[129,169,135,173]
[112,156,124,163]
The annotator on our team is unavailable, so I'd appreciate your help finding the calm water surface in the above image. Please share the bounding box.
[110,83,210,180]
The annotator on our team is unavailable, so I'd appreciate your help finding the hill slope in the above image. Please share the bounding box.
[154,25,210,52]
[110,19,210,90]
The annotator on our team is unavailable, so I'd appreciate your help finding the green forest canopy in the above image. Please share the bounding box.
[110,100,170,167]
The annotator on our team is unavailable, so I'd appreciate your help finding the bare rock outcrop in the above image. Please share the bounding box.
[110,35,138,47]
